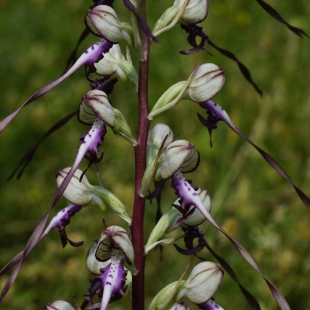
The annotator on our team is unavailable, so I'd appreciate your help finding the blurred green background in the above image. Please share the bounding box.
[0,0,310,309]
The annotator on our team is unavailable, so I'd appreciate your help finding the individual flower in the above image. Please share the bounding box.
[175,0,208,24]
[79,89,137,145]
[148,64,224,119]
[183,262,223,305]
[56,168,103,207]
[155,140,200,180]
[85,5,123,43]
[148,262,223,310]
[152,0,208,37]
[95,44,138,89]
[83,226,135,310]
[95,226,136,273]
[57,167,132,224]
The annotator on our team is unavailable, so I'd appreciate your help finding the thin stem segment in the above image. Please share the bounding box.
[131,1,151,309]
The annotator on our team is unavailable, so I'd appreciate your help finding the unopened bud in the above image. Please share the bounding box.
[187,64,225,103]
[56,168,100,206]
[79,89,115,127]
[148,281,186,310]
[156,140,200,180]
[175,0,209,24]
[96,226,134,267]
[85,5,122,43]
[44,301,75,310]
[185,262,223,304]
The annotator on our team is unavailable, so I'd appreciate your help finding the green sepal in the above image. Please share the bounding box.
[91,186,132,224]
[113,108,137,146]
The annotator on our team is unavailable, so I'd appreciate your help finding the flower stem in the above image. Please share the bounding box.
[131,1,150,309]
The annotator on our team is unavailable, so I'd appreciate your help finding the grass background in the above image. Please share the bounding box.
[0,0,310,309]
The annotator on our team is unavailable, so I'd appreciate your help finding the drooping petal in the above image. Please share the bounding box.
[171,171,291,310]
[0,40,112,133]
[41,204,83,247]
[198,100,310,210]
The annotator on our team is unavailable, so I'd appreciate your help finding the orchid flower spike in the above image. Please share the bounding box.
[0,40,113,133]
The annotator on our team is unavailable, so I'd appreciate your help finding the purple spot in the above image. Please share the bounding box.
[193,193,198,196]
[88,134,92,137]
[91,45,95,50]
[105,281,112,285]
[108,274,113,278]
[84,50,89,54]
[213,102,217,106]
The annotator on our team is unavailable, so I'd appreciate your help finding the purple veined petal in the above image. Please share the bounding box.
[53,117,106,206]
[0,40,113,134]
[41,204,82,238]
[199,100,310,210]
[82,251,127,310]
[171,171,291,310]
[99,253,127,310]
[41,204,83,247]
[198,298,224,310]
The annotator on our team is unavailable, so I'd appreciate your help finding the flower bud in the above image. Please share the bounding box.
[148,281,186,310]
[148,123,174,150]
[95,226,134,267]
[175,0,209,24]
[145,209,180,253]
[86,240,110,275]
[156,140,200,180]
[148,81,188,119]
[187,64,225,103]
[56,168,95,206]
[185,262,223,304]
[44,301,75,310]
[147,123,174,164]
[95,44,138,89]
[92,186,132,224]
[85,5,122,43]
[79,89,115,127]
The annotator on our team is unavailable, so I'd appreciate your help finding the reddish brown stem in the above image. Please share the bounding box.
[131,1,150,309]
